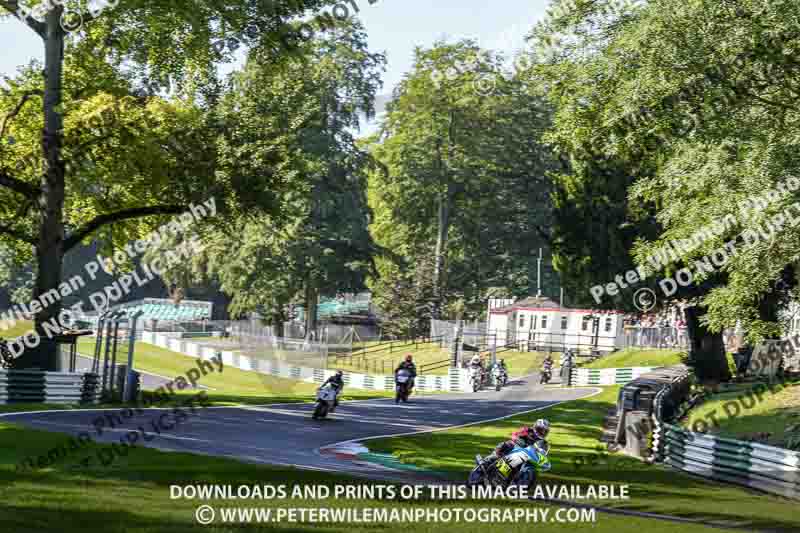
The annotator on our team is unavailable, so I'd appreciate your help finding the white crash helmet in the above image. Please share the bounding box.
[532,418,550,440]
[470,355,481,365]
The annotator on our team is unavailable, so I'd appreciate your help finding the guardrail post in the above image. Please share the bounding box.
[124,311,142,403]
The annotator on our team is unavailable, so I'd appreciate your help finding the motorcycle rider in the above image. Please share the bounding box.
[541,355,554,382]
[493,358,508,381]
[479,419,551,469]
[395,355,417,392]
[469,354,485,383]
[321,369,345,411]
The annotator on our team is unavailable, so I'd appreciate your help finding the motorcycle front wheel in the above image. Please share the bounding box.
[467,465,486,486]
[312,401,328,419]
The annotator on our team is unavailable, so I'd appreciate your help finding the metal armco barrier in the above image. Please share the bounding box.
[648,370,800,500]
[655,424,800,499]
[611,365,692,448]
[0,370,96,404]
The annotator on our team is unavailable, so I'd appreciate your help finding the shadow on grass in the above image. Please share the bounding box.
[367,394,800,532]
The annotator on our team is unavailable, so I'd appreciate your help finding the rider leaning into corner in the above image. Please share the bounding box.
[321,369,345,411]
[395,354,417,392]
[479,418,551,468]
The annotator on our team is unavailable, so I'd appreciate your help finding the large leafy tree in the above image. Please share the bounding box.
[0,0,341,368]
[369,41,557,321]
[149,22,385,338]
[535,0,800,381]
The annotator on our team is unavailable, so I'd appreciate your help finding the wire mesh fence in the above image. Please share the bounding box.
[620,326,743,351]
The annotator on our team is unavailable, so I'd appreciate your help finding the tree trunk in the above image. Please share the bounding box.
[272,311,285,339]
[432,184,454,318]
[18,13,66,371]
[684,305,731,384]
[305,283,318,340]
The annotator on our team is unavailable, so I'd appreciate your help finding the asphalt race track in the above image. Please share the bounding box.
[1,375,599,475]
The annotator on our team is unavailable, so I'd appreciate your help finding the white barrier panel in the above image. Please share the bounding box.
[238,354,254,372]
[185,342,200,358]
[570,366,659,386]
[138,337,472,392]
[221,350,235,367]
[155,334,170,349]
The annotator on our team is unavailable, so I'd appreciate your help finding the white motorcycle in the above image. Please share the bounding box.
[312,383,339,420]
[469,365,483,392]
[492,364,508,391]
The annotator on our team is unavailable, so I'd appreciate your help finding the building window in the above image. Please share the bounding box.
[605,317,613,333]
[531,315,537,330]
[561,316,568,330]
[519,315,525,328]
[582,317,590,331]
[541,316,548,329]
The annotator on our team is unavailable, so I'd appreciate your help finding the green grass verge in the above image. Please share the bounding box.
[366,386,798,531]
[0,319,35,339]
[681,380,800,447]
[76,337,391,406]
[334,342,546,377]
[582,348,685,369]
[0,414,743,532]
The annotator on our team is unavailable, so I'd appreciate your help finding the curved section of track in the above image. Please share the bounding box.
[1,374,595,472]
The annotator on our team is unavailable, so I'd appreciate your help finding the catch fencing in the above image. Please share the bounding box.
[621,326,744,351]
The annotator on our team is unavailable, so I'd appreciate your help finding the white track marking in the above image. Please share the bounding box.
[318,387,603,452]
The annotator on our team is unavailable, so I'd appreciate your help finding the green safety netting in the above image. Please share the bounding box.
[119,302,210,321]
[296,300,370,320]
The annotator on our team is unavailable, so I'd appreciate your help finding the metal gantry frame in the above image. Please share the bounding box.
[91,309,143,401]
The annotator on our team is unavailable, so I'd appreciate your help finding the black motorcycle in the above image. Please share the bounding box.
[395,369,412,403]
[539,366,552,384]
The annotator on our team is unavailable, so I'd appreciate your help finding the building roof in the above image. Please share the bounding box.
[490,296,623,315]
[492,296,561,313]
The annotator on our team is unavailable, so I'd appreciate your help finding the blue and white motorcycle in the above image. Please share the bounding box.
[468,441,551,488]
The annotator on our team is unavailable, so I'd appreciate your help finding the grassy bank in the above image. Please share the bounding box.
[335,342,546,377]
[366,386,798,531]
[682,380,800,448]
[0,319,35,339]
[75,338,392,406]
[0,415,742,533]
[582,349,684,369]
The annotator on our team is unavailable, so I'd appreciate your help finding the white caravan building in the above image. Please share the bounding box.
[487,296,625,354]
